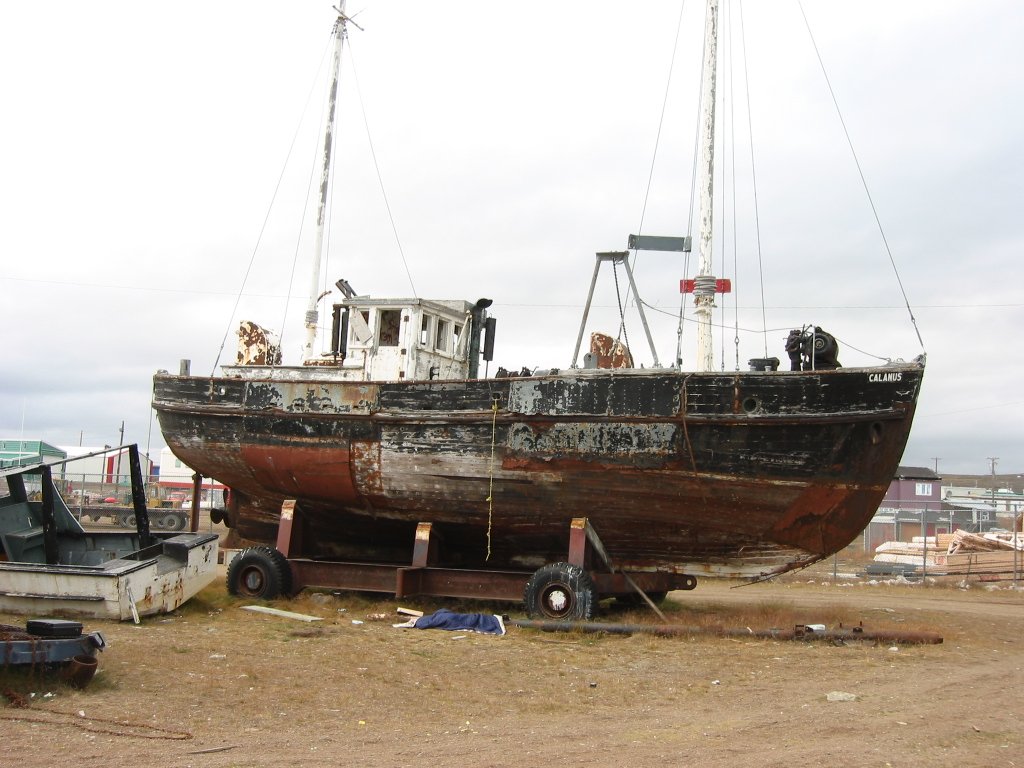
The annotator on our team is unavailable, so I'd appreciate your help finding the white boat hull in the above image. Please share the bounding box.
[0,533,219,621]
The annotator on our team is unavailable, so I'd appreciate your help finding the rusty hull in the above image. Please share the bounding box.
[152,364,923,579]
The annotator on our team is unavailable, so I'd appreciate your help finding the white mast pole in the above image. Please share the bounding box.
[694,0,719,373]
[303,2,348,362]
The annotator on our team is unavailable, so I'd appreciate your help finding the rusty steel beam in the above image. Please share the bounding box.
[411,522,440,568]
[290,559,401,594]
[568,518,589,567]
[396,567,527,601]
[288,559,529,601]
[590,573,696,594]
[276,500,302,558]
[510,619,943,644]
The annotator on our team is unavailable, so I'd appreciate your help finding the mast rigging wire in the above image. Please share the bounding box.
[612,259,634,366]
[278,89,330,358]
[616,0,689,361]
[797,0,926,354]
[726,0,741,372]
[210,33,334,376]
[348,38,418,299]
[737,0,769,359]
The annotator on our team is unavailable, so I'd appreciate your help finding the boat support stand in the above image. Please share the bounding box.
[266,502,696,612]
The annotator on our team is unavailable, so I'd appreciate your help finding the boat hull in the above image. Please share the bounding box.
[153,365,923,578]
[0,533,220,621]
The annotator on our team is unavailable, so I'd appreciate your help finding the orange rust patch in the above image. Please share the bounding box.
[769,484,854,554]
[241,445,359,503]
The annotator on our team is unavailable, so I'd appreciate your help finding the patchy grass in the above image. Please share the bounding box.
[2,576,1021,768]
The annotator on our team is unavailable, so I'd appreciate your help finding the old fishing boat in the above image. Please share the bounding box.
[152,2,924,617]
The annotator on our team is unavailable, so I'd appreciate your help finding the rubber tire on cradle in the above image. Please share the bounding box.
[523,562,597,620]
[162,513,186,532]
[227,546,293,599]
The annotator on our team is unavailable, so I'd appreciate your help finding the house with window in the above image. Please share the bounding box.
[862,466,977,551]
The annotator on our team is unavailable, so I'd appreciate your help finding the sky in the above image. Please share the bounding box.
[0,1,1021,477]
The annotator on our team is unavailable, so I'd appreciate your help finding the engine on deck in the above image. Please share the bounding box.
[785,326,841,371]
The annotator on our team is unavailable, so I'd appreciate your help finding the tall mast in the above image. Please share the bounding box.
[694,0,719,372]
[303,2,349,362]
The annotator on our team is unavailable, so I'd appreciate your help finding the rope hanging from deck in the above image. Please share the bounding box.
[485,397,499,560]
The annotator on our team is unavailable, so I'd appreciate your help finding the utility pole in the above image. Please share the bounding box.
[115,421,125,490]
[929,457,941,538]
[987,457,999,528]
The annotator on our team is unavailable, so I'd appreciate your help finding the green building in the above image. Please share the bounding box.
[0,439,66,469]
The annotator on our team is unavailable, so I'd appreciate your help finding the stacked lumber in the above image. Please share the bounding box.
[873,530,1024,578]
[873,540,939,568]
[947,530,1021,554]
[939,530,1023,577]
[934,550,1023,576]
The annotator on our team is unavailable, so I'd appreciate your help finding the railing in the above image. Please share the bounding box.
[9,471,225,512]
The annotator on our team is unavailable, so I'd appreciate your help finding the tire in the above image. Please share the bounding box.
[227,546,293,599]
[118,513,137,528]
[209,508,226,526]
[162,513,186,531]
[524,562,597,620]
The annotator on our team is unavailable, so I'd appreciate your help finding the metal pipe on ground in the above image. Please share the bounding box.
[510,619,943,645]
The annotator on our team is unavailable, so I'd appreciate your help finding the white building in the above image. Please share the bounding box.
[58,445,155,484]
[158,447,226,508]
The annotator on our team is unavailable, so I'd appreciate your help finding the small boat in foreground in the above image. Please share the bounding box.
[0,447,218,621]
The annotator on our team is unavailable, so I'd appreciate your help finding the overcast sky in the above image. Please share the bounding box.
[1,1,1021,477]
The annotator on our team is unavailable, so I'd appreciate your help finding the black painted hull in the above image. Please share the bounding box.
[153,364,923,578]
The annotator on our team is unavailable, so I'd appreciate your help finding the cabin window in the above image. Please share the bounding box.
[348,310,372,345]
[915,482,933,496]
[420,315,432,346]
[452,323,463,356]
[378,310,401,347]
[435,318,450,352]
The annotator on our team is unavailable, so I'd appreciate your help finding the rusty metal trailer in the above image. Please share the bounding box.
[227,502,696,620]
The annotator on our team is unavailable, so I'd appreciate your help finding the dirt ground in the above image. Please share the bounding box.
[2,565,1023,768]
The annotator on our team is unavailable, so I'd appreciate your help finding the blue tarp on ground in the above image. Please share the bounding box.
[412,609,506,635]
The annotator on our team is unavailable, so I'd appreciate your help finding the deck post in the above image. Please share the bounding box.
[39,466,60,565]
[189,472,203,533]
[128,444,154,547]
